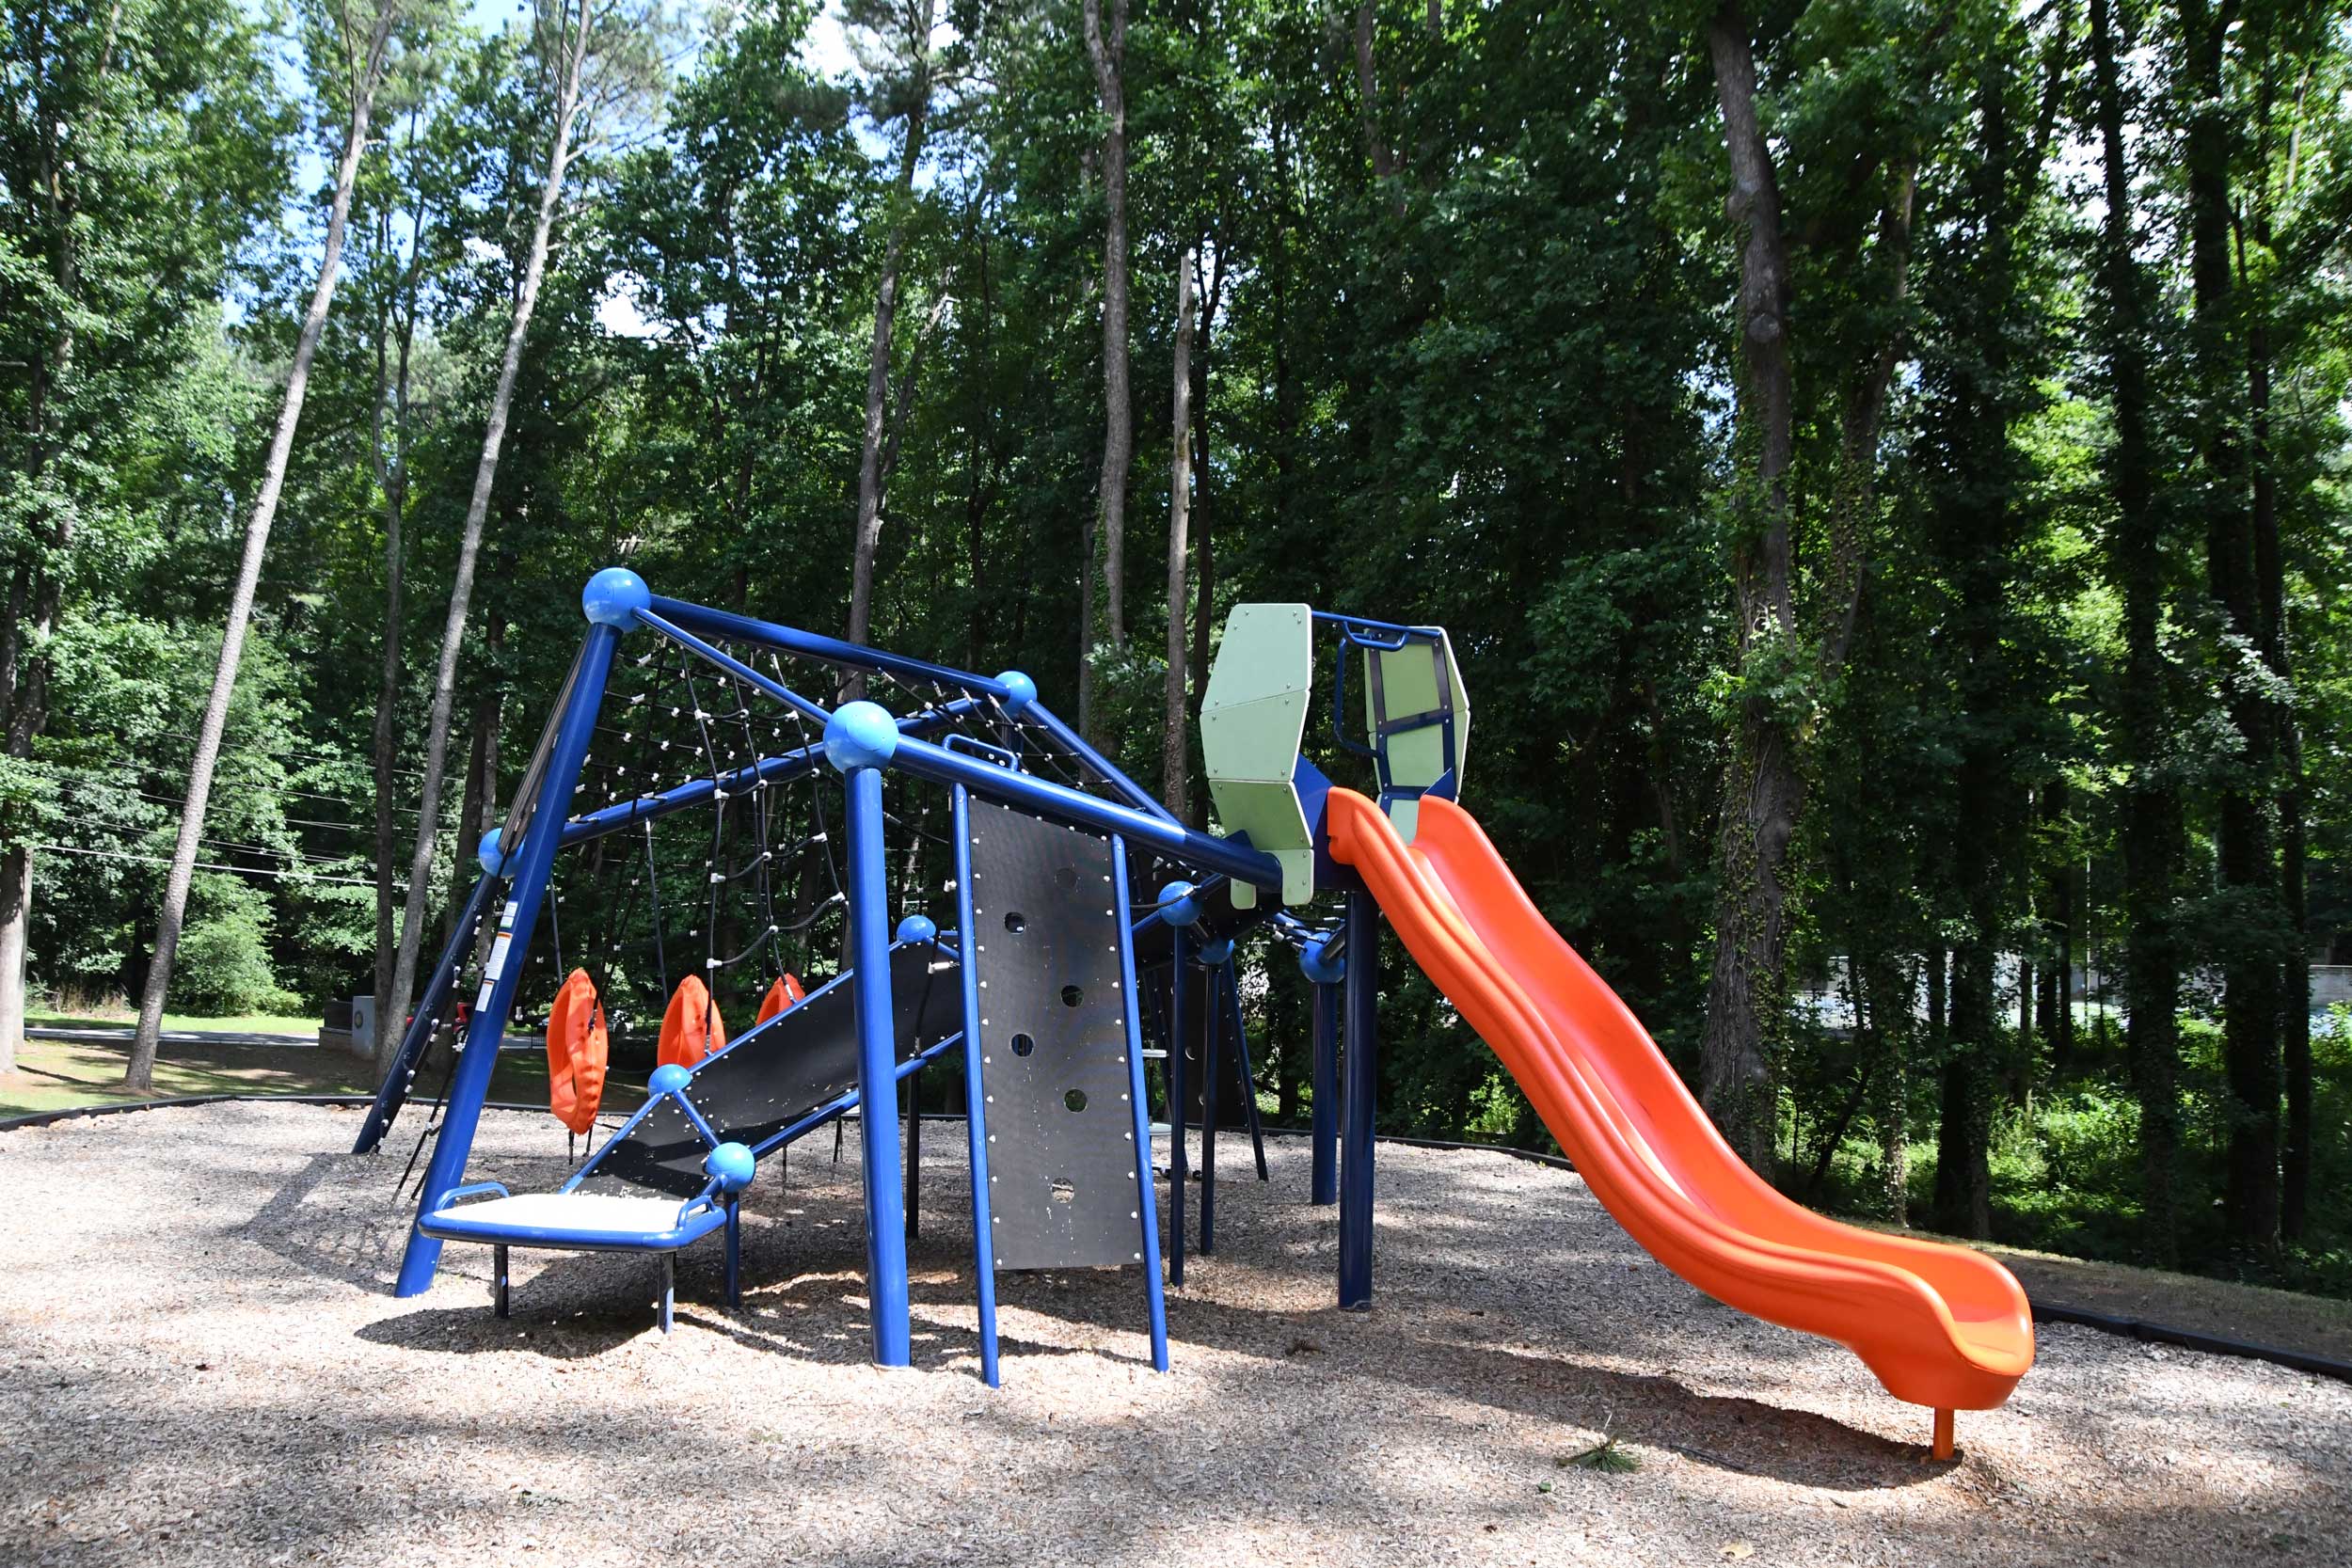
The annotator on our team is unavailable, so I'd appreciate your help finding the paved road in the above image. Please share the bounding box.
[28,1026,321,1049]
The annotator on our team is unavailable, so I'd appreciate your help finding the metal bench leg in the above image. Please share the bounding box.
[659,1253,675,1334]
[724,1200,742,1308]
[493,1245,510,1319]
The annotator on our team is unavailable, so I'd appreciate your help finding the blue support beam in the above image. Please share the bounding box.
[884,731,1281,892]
[842,760,912,1366]
[1021,700,1180,826]
[951,786,1002,1386]
[395,620,620,1297]
[1111,839,1171,1371]
[647,594,1018,704]
[1339,888,1379,1310]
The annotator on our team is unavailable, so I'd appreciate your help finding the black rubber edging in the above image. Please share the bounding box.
[2029,1299,2352,1385]
[8,1093,2347,1386]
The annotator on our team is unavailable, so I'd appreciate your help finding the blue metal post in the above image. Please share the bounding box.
[1200,958,1220,1255]
[1338,889,1379,1310]
[951,786,1002,1386]
[1167,929,1188,1287]
[1311,981,1341,1206]
[840,751,912,1366]
[394,608,624,1297]
[1111,840,1170,1371]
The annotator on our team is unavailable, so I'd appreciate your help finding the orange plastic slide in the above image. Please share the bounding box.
[1327,787,2033,1449]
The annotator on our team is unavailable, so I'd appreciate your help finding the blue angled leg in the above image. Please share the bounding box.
[1200,958,1220,1256]
[1112,840,1169,1372]
[1339,889,1379,1311]
[1168,933,1188,1287]
[952,786,1002,1386]
[1311,982,1340,1206]
[395,620,619,1299]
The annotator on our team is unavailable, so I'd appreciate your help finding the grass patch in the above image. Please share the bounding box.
[0,1032,645,1122]
[1560,1433,1642,1474]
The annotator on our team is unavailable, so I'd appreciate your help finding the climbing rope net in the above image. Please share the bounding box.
[385,618,1146,1178]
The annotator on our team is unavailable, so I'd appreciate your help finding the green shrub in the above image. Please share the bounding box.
[169,876,300,1017]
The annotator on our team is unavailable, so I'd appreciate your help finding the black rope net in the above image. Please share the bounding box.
[484,628,1136,1063]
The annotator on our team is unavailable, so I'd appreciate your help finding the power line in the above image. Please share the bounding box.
[35,842,404,890]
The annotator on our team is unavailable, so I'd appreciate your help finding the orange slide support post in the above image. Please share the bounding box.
[1325,787,2032,1455]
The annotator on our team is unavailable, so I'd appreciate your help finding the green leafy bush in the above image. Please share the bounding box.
[168,876,299,1017]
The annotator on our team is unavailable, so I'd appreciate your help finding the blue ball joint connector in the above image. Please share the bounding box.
[1299,935,1345,986]
[993,670,1037,715]
[581,566,650,627]
[896,913,938,944]
[704,1141,756,1195]
[1198,938,1234,967]
[648,1064,693,1097]
[476,827,507,877]
[825,700,899,772]
[1156,880,1201,928]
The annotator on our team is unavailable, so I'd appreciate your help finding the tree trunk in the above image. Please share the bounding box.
[1935,942,1994,1239]
[1081,0,1132,738]
[1163,252,1198,818]
[962,198,996,671]
[449,612,504,938]
[2042,779,2072,1069]
[846,24,933,685]
[0,0,133,1072]
[0,847,30,1075]
[2184,0,2280,1255]
[1352,0,1399,191]
[2245,58,2310,1241]
[1698,6,1798,1172]
[1185,283,1216,830]
[379,10,591,1076]
[2090,0,2182,1266]
[370,183,429,1033]
[127,11,395,1090]
[1868,953,1911,1225]
[1184,242,1225,822]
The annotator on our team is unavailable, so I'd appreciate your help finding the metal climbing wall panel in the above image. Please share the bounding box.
[963,797,1145,1271]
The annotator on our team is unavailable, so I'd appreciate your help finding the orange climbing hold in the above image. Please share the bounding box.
[756,973,805,1025]
[545,968,609,1135]
[657,974,726,1070]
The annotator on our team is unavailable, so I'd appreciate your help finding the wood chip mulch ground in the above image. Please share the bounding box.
[2,1101,2346,1567]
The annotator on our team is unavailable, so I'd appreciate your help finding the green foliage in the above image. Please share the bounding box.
[169,875,299,1017]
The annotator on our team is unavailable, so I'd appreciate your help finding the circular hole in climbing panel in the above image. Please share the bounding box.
[1064,1089,1088,1113]
[1004,911,1026,933]
[1010,1033,1035,1057]
[1054,865,1079,892]
[1061,985,1084,1008]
